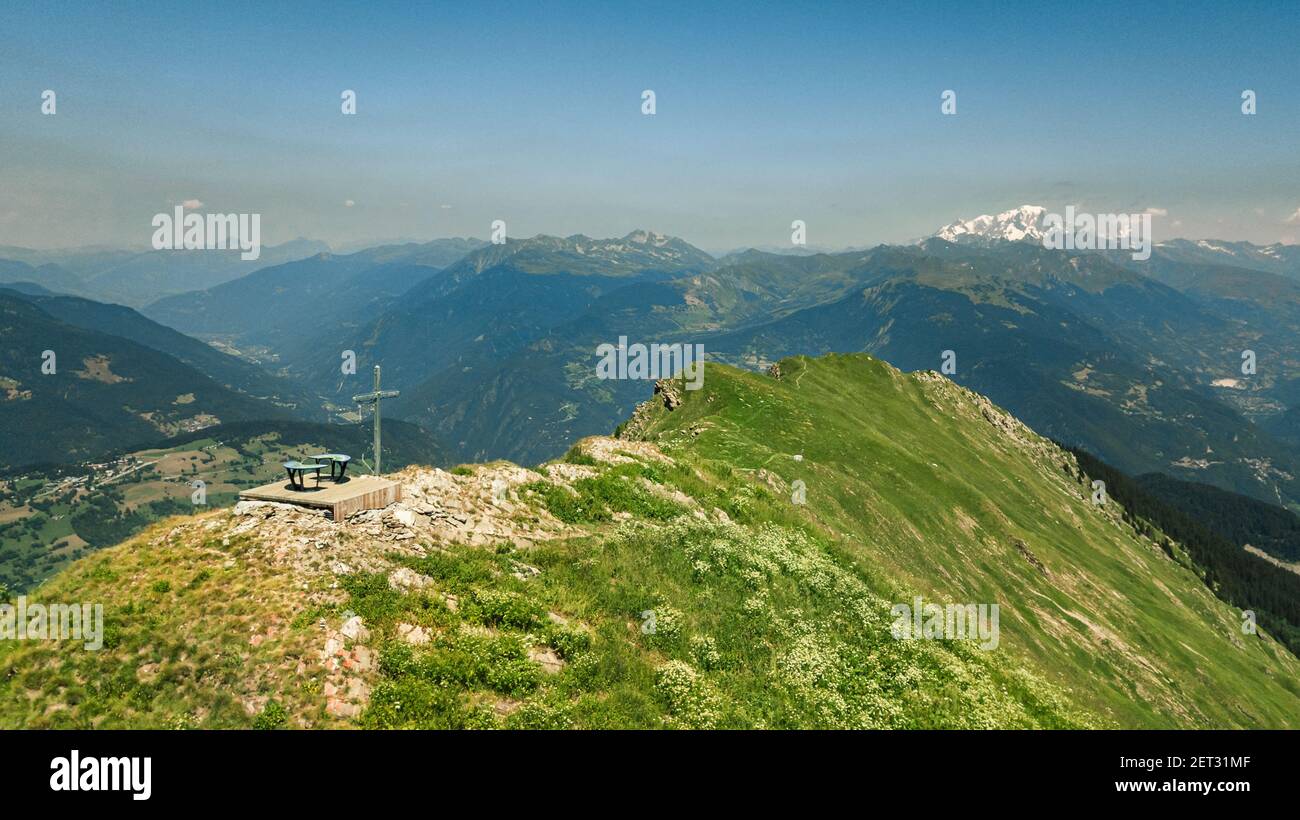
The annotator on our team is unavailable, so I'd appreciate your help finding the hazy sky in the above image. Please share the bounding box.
[2,0,1299,252]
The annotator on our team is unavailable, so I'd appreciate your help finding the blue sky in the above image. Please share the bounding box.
[2,0,1298,251]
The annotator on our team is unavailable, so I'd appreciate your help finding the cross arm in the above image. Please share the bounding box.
[352,390,401,402]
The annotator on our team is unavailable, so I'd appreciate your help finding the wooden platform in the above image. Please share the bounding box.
[238,475,402,521]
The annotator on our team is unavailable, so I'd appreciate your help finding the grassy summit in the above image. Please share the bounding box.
[2,354,1296,729]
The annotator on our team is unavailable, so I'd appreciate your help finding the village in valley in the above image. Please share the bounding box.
[0,433,343,593]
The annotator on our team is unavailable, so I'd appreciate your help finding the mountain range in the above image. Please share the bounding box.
[0,239,331,308]
[161,217,1291,522]
[6,211,1300,547]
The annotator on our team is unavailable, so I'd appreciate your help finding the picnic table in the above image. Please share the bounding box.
[310,453,352,482]
[282,460,326,490]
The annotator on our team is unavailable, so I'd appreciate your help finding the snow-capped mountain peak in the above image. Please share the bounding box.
[934,205,1049,243]
[623,229,671,246]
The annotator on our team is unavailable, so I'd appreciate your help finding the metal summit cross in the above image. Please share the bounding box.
[353,365,399,475]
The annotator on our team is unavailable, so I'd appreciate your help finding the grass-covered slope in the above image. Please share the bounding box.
[1,354,1296,729]
[625,355,1300,727]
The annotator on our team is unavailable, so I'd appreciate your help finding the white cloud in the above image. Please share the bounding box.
[345,199,355,207]
[181,199,203,210]
[1144,207,1168,216]
[1285,208,1300,224]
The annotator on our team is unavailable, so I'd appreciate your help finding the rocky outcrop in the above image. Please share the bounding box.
[321,615,373,719]
[618,379,683,441]
[1015,538,1050,576]
[656,378,683,410]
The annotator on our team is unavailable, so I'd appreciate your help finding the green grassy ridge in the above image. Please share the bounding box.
[632,354,1300,728]
[0,426,1095,729]
[1,352,1296,728]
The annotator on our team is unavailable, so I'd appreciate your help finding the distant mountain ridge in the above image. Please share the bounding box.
[0,292,290,468]
[1,288,323,418]
[142,237,489,377]
[25,220,1300,527]
[361,235,1300,525]
[0,239,331,307]
[368,232,711,385]
[1148,237,1300,280]
[931,205,1300,279]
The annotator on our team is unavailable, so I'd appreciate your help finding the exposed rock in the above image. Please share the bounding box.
[346,677,370,701]
[233,499,311,518]
[581,437,672,466]
[545,462,599,482]
[233,500,266,517]
[343,645,373,672]
[655,378,683,410]
[1015,539,1050,576]
[767,362,783,380]
[326,699,360,719]
[387,463,565,545]
[397,623,431,645]
[511,561,541,581]
[339,615,370,643]
[388,507,417,528]
[388,566,434,591]
[136,663,159,684]
[528,646,565,674]
[322,636,343,659]
[754,469,787,494]
[617,380,686,440]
